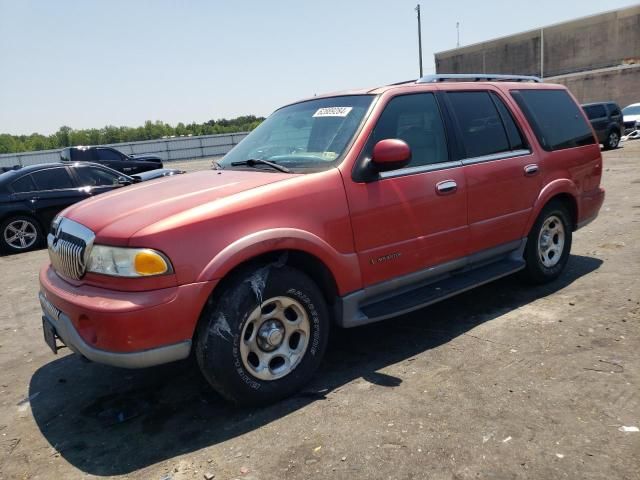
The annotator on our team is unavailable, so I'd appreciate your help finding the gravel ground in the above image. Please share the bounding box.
[0,142,639,480]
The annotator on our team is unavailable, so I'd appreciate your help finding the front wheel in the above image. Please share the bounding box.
[0,215,43,254]
[520,201,572,284]
[195,264,330,406]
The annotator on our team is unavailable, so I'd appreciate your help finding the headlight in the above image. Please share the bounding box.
[87,246,172,277]
[51,215,62,234]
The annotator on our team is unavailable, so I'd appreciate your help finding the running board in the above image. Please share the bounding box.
[341,257,525,327]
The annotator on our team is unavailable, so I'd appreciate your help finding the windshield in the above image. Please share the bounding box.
[622,105,640,116]
[220,95,374,172]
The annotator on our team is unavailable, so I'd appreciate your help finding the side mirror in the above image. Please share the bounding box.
[117,177,132,186]
[371,139,411,171]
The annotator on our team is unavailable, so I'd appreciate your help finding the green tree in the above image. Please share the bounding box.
[54,126,72,148]
[0,115,265,153]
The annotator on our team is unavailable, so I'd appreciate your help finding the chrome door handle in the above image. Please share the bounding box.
[436,180,457,195]
[524,164,539,176]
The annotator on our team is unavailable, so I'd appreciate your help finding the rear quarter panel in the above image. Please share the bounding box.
[501,84,604,231]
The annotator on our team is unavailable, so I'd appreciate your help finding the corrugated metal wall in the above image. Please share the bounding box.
[0,132,249,168]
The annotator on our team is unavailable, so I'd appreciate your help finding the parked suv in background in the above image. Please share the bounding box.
[61,146,163,174]
[581,102,624,150]
[39,75,604,405]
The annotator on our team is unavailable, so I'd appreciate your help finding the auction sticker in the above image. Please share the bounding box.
[313,107,353,118]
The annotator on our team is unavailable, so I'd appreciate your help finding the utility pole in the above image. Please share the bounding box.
[456,21,460,47]
[415,4,423,77]
[540,28,544,79]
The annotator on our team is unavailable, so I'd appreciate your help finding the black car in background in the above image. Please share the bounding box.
[61,146,163,174]
[581,102,624,150]
[1,162,137,254]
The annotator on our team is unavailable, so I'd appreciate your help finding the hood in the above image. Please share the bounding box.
[61,169,296,243]
[623,113,640,123]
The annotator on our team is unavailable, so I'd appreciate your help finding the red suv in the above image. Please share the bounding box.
[39,75,604,405]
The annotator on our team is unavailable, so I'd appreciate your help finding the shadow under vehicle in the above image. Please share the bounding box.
[29,254,601,476]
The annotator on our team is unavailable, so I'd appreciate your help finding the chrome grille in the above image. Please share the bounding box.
[47,218,95,280]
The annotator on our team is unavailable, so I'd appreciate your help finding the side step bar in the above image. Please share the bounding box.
[343,257,526,327]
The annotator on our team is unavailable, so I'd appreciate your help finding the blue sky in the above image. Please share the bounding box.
[0,0,637,135]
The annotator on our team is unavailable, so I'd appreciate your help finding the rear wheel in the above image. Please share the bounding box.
[0,216,43,254]
[195,264,330,406]
[603,130,620,150]
[520,201,572,284]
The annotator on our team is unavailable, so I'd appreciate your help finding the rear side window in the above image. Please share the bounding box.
[11,175,37,193]
[583,104,606,119]
[447,91,510,158]
[511,89,595,151]
[372,93,449,167]
[31,168,74,190]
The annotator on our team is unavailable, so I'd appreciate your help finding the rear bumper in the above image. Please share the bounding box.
[39,265,217,368]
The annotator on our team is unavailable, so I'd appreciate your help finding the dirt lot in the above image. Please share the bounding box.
[1,143,639,480]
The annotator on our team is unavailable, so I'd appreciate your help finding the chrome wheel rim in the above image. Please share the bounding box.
[609,132,619,148]
[537,215,565,268]
[240,296,310,381]
[4,220,38,250]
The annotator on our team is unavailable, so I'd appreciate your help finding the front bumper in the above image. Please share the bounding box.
[40,292,191,368]
[39,265,217,368]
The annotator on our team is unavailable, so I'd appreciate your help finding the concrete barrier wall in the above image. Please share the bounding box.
[436,30,542,77]
[0,132,249,169]
[548,64,640,108]
[435,5,640,78]
[544,6,640,77]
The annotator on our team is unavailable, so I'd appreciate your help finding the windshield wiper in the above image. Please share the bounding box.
[230,158,291,173]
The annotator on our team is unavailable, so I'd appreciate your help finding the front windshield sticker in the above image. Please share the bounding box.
[312,106,353,118]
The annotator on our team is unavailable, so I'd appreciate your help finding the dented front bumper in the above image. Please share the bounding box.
[39,264,218,368]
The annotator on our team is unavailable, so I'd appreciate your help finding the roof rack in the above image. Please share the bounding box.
[388,79,418,86]
[416,74,541,83]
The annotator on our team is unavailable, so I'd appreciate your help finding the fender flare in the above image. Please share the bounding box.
[196,228,361,295]
[524,178,579,234]
[608,123,621,134]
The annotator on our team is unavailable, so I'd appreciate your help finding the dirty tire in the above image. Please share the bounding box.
[520,201,572,284]
[0,215,43,254]
[195,264,329,406]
